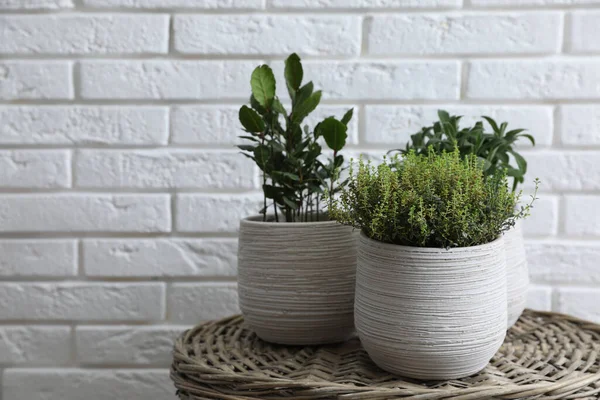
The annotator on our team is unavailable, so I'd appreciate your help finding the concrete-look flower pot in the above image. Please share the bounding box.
[237,215,357,345]
[355,233,507,380]
[505,221,529,328]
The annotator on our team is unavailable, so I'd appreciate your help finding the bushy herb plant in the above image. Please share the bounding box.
[389,110,535,191]
[330,149,538,248]
[238,53,352,222]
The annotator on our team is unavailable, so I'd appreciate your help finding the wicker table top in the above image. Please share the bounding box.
[171,310,600,400]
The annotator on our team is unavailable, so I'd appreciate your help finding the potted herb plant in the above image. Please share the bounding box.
[330,149,537,379]
[390,111,536,327]
[236,54,356,345]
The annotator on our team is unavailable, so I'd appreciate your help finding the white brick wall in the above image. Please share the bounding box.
[1,1,599,398]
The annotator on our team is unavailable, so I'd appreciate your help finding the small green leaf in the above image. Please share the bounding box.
[251,65,276,109]
[291,90,321,124]
[239,105,265,133]
[294,81,313,107]
[437,109,451,124]
[320,117,347,152]
[482,116,500,133]
[250,95,267,115]
[284,53,303,96]
[237,144,255,152]
[282,197,298,210]
[272,98,287,114]
[341,108,354,126]
[272,171,300,181]
[520,133,536,146]
[510,150,527,174]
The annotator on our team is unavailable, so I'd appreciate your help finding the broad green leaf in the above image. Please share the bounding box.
[437,109,451,124]
[251,65,276,108]
[291,90,321,124]
[320,117,347,152]
[253,145,270,167]
[284,53,303,96]
[238,105,265,133]
[341,108,354,126]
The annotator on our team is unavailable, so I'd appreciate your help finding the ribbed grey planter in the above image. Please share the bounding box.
[355,233,507,380]
[237,216,357,345]
[505,221,529,328]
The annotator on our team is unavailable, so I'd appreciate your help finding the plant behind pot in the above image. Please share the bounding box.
[236,53,357,345]
[330,149,537,380]
[390,110,536,327]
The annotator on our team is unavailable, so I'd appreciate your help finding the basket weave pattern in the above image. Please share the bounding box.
[171,310,600,399]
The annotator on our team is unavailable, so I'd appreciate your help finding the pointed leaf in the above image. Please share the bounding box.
[291,90,321,124]
[239,105,265,133]
[272,98,287,115]
[294,81,313,108]
[284,53,303,95]
[320,117,347,152]
[482,116,500,133]
[251,65,276,108]
[341,108,354,125]
[510,150,527,174]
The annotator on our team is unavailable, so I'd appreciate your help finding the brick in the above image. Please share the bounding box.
[175,15,360,56]
[369,13,560,55]
[0,15,168,55]
[521,195,559,237]
[0,106,169,145]
[83,239,237,277]
[271,61,460,100]
[467,60,600,100]
[570,12,600,53]
[527,241,600,284]
[0,326,71,366]
[526,286,552,312]
[523,151,600,191]
[75,150,257,189]
[83,0,262,8]
[565,196,600,236]
[172,104,358,145]
[0,240,77,277]
[557,288,600,323]
[3,369,172,400]
[0,150,70,188]
[471,0,600,5]
[176,193,262,233]
[0,283,165,321]
[80,60,258,100]
[76,326,184,366]
[0,194,170,233]
[0,61,72,100]
[168,283,239,323]
[364,105,552,146]
[559,105,600,145]
[269,0,461,8]
[0,0,73,9]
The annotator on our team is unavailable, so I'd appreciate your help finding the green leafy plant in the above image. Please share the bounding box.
[389,110,535,191]
[330,149,538,248]
[238,53,352,222]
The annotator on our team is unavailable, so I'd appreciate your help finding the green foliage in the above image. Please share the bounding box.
[330,149,538,248]
[390,110,535,191]
[238,53,353,222]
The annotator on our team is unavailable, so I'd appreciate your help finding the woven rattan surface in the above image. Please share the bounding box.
[171,310,600,399]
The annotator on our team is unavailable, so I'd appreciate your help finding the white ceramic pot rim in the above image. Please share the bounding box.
[242,214,341,227]
[359,230,503,253]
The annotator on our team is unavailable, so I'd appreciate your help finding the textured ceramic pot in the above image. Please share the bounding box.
[238,215,357,345]
[505,221,529,328]
[355,233,507,380]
